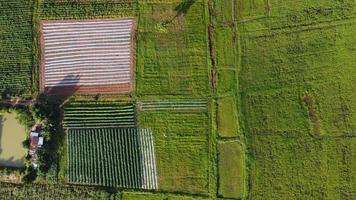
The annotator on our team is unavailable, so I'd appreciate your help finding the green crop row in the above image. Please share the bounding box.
[67,128,143,188]
[63,102,136,129]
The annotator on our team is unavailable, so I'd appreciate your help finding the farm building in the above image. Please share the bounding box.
[29,132,44,157]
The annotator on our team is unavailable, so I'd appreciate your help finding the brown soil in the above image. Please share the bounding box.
[43,83,132,95]
[303,93,321,136]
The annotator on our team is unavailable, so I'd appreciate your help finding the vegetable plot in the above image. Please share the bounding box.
[40,18,136,95]
[67,128,158,190]
[63,101,136,129]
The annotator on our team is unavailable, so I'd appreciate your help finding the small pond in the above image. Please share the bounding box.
[0,113,26,168]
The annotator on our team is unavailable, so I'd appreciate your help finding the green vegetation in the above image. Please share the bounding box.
[121,192,211,200]
[121,192,162,200]
[0,182,119,199]
[1,0,354,199]
[63,101,136,129]
[218,141,245,199]
[67,128,143,188]
[137,108,213,195]
[40,0,137,19]
[217,96,239,137]
[0,113,27,168]
[0,1,33,99]
[136,0,210,97]
[237,0,356,199]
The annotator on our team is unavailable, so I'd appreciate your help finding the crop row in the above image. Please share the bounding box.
[67,128,158,189]
[139,100,208,111]
[63,101,135,129]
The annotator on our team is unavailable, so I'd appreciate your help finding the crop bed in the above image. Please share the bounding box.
[40,18,136,95]
[67,127,158,189]
[63,101,136,129]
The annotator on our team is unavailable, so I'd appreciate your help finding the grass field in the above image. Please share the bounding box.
[218,141,245,199]
[0,1,33,99]
[238,0,356,199]
[136,0,210,97]
[217,96,239,138]
[121,192,211,200]
[137,105,213,195]
[135,0,216,196]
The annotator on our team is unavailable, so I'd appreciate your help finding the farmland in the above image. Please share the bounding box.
[218,141,245,199]
[67,128,157,189]
[0,0,355,199]
[41,19,135,94]
[0,1,33,99]
[136,0,210,97]
[0,182,120,199]
[137,103,214,195]
[63,101,136,129]
[237,0,356,199]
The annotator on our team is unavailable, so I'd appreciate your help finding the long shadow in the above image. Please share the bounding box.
[43,74,80,98]
[164,0,196,25]
[33,74,80,179]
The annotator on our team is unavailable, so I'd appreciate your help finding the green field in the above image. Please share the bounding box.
[121,192,211,200]
[0,113,26,168]
[218,141,245,199]
[217,96,239,138]
[137,106,213,195]
[237,0,356,199]
[0,1,33,99]
[136,0,210,97]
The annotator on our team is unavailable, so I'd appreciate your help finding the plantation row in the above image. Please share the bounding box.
[139,100,208,111]
[63,101,135,129]
[67,128,158,189]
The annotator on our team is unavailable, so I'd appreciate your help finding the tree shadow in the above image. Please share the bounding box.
[43,74,80,98]
[164,0,196,25]
[1,88,14,100]
[33,74,80,179]
[0,157,24,168]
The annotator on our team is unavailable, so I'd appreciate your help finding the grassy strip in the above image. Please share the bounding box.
[217,141,245,199]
